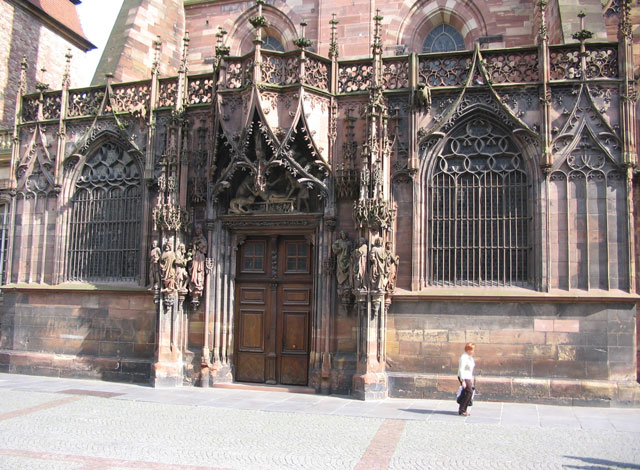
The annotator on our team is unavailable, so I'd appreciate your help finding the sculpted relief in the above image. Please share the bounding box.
[228,168,313,215]
[331,233,399,301]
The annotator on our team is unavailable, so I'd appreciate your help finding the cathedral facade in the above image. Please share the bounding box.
[1,0,639,404]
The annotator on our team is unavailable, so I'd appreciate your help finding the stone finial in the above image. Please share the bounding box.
[293,21,312,49]
[618,0,632,41]
[179,32,190,74]
[571,11,593,43]
[249,0,267,41]
[152,36,162,76]
[35,67,48,92]
[215,27,229,57]
[372,10,383,56]
[329,14,339,60]
[537,1,548,42]
[62,49,72,89]
[19,56,28,96]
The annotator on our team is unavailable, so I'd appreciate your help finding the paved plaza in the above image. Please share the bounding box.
[0,373,638,469]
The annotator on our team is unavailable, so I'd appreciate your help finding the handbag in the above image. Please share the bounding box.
[455,385,475,406]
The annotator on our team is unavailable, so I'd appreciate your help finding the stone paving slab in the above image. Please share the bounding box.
[0,373,638,469]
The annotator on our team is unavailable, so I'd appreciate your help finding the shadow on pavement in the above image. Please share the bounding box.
[563,456,640,469]
[400,409,460,416]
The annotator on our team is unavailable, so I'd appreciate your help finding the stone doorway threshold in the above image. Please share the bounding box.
[213,382,315,394]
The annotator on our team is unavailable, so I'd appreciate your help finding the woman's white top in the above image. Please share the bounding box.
[458,352,475,380]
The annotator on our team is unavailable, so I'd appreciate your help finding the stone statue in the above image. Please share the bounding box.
[229,174,261,214]
[369,237,387,292]
[160,240,176,294]
[385,241,399,294]
[332,231,352,291]
[285,172,310,212]
[175,242,188,294]
[416,83,432,111]
[148,240,161,289]
[351,237,368,290]
[189,225,207,299]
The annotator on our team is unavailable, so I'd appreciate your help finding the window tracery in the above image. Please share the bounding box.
[422,24,465,53]
[66,143,142,282]
[427,118,530,286]
[263,35,285,52]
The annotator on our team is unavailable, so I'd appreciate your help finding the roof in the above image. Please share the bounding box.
[21,0,96,51]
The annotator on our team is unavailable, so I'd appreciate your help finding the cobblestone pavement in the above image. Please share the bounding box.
[0,373,639,469]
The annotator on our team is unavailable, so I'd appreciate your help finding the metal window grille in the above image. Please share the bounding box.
[66,143,142,282]
[0,203,9,284]
[428,118,530,286]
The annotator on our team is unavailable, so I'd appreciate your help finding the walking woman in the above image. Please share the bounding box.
[458,342,476,416]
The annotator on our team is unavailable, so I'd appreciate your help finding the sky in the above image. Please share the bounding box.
[76,0,125,85]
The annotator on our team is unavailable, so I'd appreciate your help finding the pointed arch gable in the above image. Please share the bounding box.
[416,112,535,289]
[15,124,56,198]
[419,104,540,185]
[64,137,144,283]
[62,128,145,201]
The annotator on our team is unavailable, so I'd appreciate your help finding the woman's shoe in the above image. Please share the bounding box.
[459,411,469,416]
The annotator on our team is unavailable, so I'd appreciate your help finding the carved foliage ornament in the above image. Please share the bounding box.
[353,197,394,231]
[212,106,329,209]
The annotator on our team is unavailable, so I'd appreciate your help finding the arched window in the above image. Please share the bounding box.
[428,118,530,286]
[66,143,142,282]
[422,24,465,53]
[263,35,285,52]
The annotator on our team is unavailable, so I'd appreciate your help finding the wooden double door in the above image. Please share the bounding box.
[234,235,312,386]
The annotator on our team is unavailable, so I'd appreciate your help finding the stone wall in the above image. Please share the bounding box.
[0,288,156,383]
[387,298,638,404]
[0,0,91,128]
[92,0,185,85]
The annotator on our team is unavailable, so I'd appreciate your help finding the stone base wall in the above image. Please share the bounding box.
[388,373,640,407]
[386,298,638,403]
[0,288,156,383]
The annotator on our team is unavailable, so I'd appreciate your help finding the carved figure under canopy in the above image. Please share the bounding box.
[189,225,207,299]
[369,237,387,292]
[285,172,310,212]
[229,174,261,214]
[175,242,188,294]
[351,237,368,290]
[160,241,176,293]
[332,231,352,289]
[385,241,399,294]
[148,240,161,289]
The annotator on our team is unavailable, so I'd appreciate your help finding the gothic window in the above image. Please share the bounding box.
[0,203,9,284]
[428,118,530,286]
[66,143,142,282]
[263,35,285,52]
[422,24,465,53]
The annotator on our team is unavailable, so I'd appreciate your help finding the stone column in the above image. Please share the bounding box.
[352,290,387,400]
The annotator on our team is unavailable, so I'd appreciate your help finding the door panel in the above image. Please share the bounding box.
[234,235,312,386]
[278,285,310,385]
[235,352,266,383]
[235,284,267,383]
[239,310,263,350]
[282,311,307,352]
[280,355,308,385]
